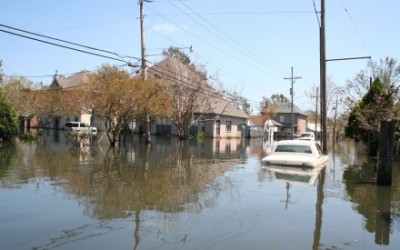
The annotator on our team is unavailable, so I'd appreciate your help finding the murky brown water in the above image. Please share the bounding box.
[0,130,399,250]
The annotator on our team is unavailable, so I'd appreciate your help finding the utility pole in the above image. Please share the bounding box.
[314,87,319,142]
[284,67,302,139]
[139,0,151,143]
[139,0,147,80]
[320,0,327,153]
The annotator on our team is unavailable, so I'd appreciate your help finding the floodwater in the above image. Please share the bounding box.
[0,130,399,250]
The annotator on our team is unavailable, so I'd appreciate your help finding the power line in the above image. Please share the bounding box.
[338,0,371,56]
[0,23,141,61]
[145,5,281,77]
[0,28,137,67]
[146,11,315,16]
[173,0,287,75]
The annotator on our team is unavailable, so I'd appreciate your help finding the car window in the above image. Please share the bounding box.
[275,145,312,154]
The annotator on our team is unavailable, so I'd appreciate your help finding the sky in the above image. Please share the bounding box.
[1,0,399,114]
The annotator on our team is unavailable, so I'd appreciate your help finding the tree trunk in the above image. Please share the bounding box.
[144,113,151,143]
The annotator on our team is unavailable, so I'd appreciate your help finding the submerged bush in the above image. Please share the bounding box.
[19,131,39,142]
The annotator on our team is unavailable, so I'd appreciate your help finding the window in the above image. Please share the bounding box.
[226,120,232,132]
[279,115,284,123]
[275,145,312,154]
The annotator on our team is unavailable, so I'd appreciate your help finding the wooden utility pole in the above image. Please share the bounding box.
[320,0,327,153]
[139,0,152,143]
[284,67,302,139]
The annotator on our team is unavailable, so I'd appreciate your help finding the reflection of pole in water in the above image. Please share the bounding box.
[375,187,392,245]
[134,209,141,250]
[312,167,326,250]
[285,182,291,210]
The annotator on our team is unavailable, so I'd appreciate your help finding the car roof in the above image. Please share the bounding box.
[275,140,315,146]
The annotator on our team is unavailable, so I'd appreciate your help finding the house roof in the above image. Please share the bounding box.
[49,70,91,89]
[249,115,264,126]
[148,57,248,119]
[249,116,283,127]
[205,98,248,119]
[274,101,307,116]
[266,119,283,127]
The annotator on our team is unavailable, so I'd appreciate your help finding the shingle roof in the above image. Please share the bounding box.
[49,70,91,89]
[249,115,264,126]
[274,101,307,116]
[148,57,248,119]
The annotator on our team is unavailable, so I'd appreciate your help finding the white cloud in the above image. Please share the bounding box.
[150,22,180,33]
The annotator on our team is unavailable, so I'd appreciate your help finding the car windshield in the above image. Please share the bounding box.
[275,145,312,154]
[300,133,311,138]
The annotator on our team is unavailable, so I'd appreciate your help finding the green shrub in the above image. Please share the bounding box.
[197,131,206,142]
[19,131,39,142]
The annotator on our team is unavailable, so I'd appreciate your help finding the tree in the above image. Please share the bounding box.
[230,91,252,115]
[162,47,191,66]
[345,78,400,155]
[84,65,168,147]
[270,94,289,103]
[0,89,18,139]
[154,57,214,139]
[84,65,140,147]
[1,76,38,116]
[345,57,400,110]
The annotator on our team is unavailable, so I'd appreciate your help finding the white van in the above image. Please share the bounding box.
[299,132,315,141]
[64,121,97,134]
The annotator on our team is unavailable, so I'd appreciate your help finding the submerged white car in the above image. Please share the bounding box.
[299,132,315,141]
[64,121,97,134]
[262,140,328,168]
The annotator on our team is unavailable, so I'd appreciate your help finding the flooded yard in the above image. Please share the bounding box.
[0,130,399,250]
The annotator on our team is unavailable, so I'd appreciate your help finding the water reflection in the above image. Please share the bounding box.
[343,158,400,246]
[1,132,400,249]
[262,165,326,186]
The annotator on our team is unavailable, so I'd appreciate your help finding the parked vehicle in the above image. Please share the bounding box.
[64,121,97,134]
[262,140,328,168]
[299,132,315,141]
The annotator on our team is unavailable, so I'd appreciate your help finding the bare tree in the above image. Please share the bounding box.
[149,57,215,139]
[345,57,400,109]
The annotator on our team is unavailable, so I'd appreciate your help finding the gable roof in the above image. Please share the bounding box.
[49,70,91,89]
[274,102,307,116]
[249,116,283,127]
[148,57,248,119]
[249,115,264,126]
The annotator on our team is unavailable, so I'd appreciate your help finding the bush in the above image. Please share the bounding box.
[197,131,206,142]
[0,90,18,140]
[19,131,39,142]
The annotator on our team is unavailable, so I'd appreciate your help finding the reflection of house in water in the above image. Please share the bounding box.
[61,136,248,220]
[122,136,247,165]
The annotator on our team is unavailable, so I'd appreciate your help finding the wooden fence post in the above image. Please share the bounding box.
[376,120,396,186]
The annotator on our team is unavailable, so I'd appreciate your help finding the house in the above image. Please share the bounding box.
[248,115,265,137]
[45,58,248,138]
[140,57,249,138]
[248,115,283,138]
[47,70,97,130]
[271,101,308,138]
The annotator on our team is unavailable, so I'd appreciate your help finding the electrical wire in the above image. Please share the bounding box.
[173,0,288,75]
[0,28,137,66]
[145,5,280,76]
[338,0,371,56]
[0,23,141,61]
